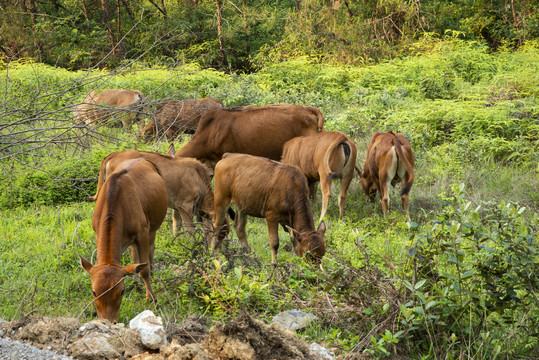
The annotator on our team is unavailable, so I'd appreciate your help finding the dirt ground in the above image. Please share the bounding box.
[0,313,322,360]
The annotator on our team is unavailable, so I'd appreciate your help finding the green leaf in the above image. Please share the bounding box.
[414,279,427,290]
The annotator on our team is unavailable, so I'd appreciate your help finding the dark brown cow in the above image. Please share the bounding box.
[79,158,167,322]
[212,153,326,264]
[281,131,357,221]
[140,97,223,142]
[174,104,324,172]
[74,89,145,127]
[359,131,415,218]
[87,150,226,238]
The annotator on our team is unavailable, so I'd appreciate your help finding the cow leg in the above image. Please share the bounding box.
[401,174,411,220]
[234,209,251,253]
[129,245,140,264]
[134,235,156,302]
[380,179,390,217]
[319,177,332,221]
[265,217,280,265]
[339,174,353,220]
[172,209,182,236]
[211,196,229,250]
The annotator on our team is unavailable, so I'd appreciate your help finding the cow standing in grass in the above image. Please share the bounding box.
[140,97,223,142]
[174,104,324,172]
[79,158,167,322]
[212,153,326,264]
[74,89,145,128]
[359,131,415,219]
[87,149,228,238]
[281,131,357,221]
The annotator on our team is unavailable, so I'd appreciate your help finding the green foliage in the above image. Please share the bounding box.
[401,184,539,357]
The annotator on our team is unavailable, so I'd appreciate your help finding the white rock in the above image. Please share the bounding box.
[309,342,335,360]
[129,310,168,350]
[271,309,316,331]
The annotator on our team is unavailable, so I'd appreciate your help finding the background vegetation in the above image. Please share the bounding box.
[0,1,538,359]
[1,0,538,71]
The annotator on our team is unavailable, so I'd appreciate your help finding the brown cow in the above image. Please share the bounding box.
[79,158,168,322]
[174,104,324,172]
[359,131,415,218]
[281,131,357,221]
[140,98,223,142]
[74,89,145,127]
[87,149,225,238]
[212,153,326,264]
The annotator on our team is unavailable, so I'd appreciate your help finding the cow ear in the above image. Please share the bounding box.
[317,221,327,235]
[166,144,176,157]
[79,254,93,274]
[285,225,301,241]
[124,263,147,275]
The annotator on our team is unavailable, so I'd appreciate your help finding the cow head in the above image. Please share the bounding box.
[79,254,146,323]
[358,169,377,201]
[287,221,326,263]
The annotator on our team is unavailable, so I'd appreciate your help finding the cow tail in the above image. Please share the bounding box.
[325,134,348,181]
[86,154,113,202]
[393,133,415,196]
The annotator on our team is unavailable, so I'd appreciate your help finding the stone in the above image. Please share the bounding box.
[129,310,168,350]
[271,309,316,331]
[309,342,335,360]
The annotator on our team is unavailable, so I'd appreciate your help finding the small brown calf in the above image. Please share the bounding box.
[212,153,326,264]
[140,97,223,142]
[74,89,145,127]
[79,158,168,322]
[359,131,415,218]
[281,131,357,221]
[88,149,225,238]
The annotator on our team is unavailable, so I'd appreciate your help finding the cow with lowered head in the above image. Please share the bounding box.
[173,104,324,172]
[140,97,223,142]
[79,158,168,322]
[281,131,357,221]
[212,153,326,265]
[87,149,228,239]
[74,89,145,128]
[359,131,415,219]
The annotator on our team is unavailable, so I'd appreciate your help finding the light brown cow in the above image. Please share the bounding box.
[359,131,415,218]
[140,98,223,142]
[281,131,357,221]
[212,153,326,264]
[74,89,145,127]
[174,104,324,171]
[79,158,167,322]
[87,149,226,238]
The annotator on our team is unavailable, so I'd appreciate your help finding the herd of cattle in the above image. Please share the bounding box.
[74,89,415,322]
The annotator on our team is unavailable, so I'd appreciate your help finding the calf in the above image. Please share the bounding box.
[74,89,145,127]
[212,153,326,264]
[174,104,324,172]
[141,97,223,142]
[281,131,357,221]
[88,150,226,238]
[359,131,415,218]
[79,158,168,322]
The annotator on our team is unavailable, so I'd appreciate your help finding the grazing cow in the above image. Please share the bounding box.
[74,89,145,127]
[87,149,227,238]
[140,98,223,142]
[281,131,357,221]
[79,158,168,322]
[358,131,415,218]
[212,153,326,264]
[174,104,324,172]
